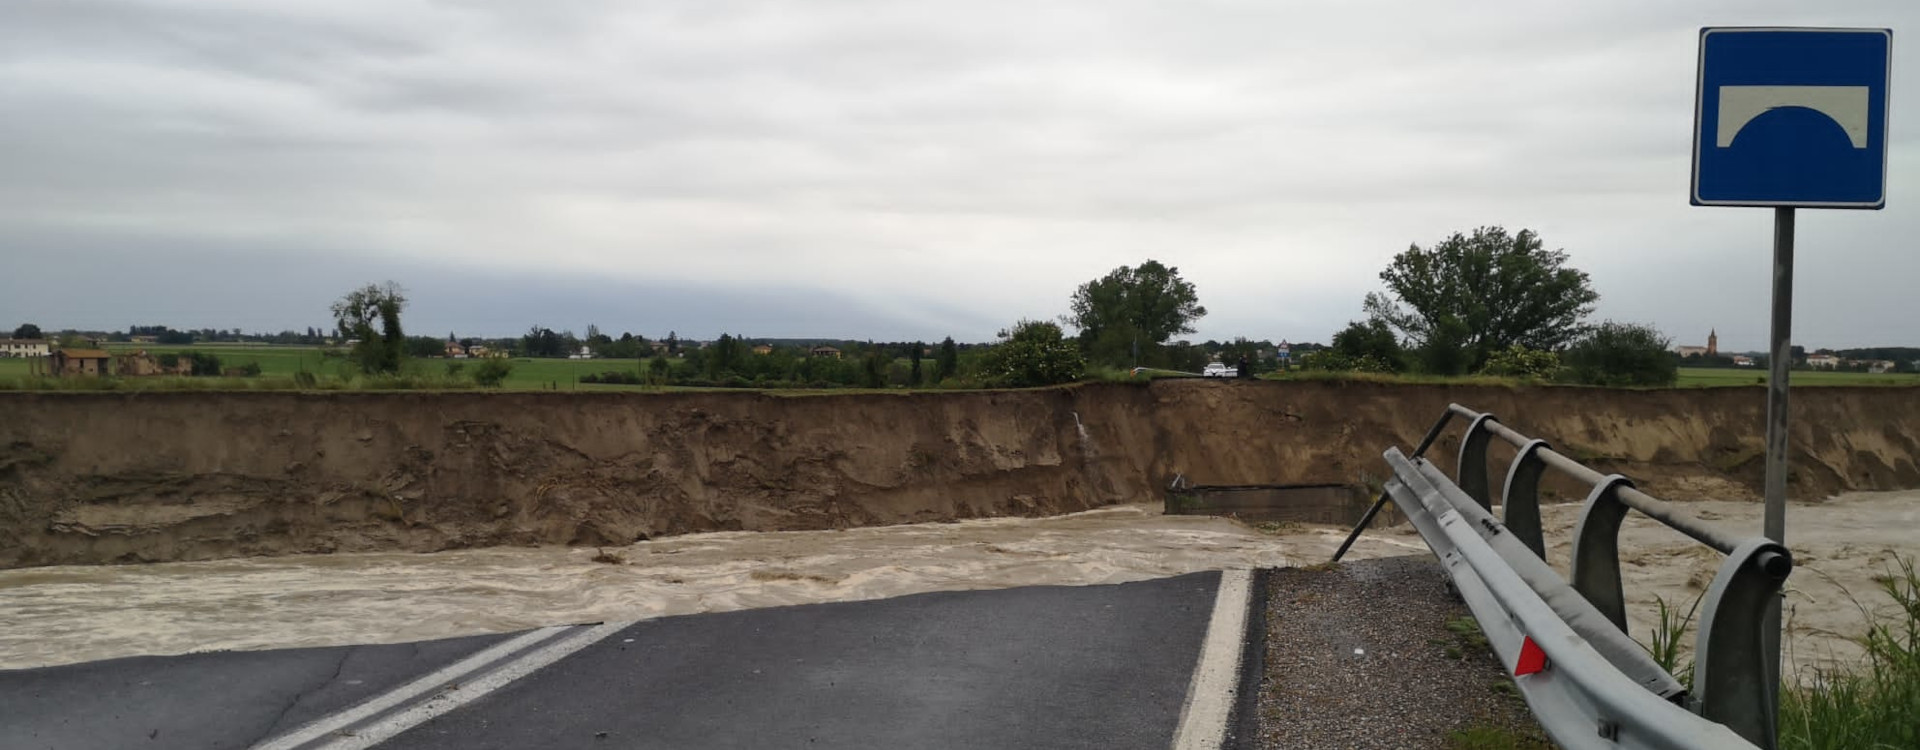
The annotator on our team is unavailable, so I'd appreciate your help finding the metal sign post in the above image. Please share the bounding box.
[1693,26,1891,732]
[1764,208,1793,551]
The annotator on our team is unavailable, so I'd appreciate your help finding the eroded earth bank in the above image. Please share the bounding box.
[3,380,1918,569]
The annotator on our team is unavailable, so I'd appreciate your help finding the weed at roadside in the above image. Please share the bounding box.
[1778,554,1920,750]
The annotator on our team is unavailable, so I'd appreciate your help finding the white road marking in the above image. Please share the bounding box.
[314,620,633,750]
[252,625,571,750]
[1170,568,1252,750]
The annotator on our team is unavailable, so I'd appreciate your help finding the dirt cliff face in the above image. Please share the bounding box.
[2,381,1915,568]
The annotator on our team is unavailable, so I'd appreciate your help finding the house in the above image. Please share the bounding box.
[648,341,670,355]
[809,345,842,359]
[1806,354,1840,369]
[1732,355,1755,367]
[0,339,49,358]
[1674,346,1710,358]
[467,345,492,359]
[752,344,774,356]
[444,340,468,358]
[50,349,111,377]
[567,346,595,360]
[128,335,159,345]
[1868,360,1897,374]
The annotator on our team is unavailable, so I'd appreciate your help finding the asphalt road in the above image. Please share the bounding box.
[0,572,1222,750]
[0,633,512,750]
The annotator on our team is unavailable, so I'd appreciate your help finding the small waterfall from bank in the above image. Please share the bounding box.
[1070,411,1097,458]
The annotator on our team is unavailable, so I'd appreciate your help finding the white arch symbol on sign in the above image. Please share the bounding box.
[1716,85,1869,148]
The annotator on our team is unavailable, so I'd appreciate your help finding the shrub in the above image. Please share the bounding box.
[180,351,223,376]
[987,319,1085,387]
[470,358,513,387]
[1478,345,1561,380]
[580,371,642,385]
[1563,322,1676,386]
[1298,349,1395,374]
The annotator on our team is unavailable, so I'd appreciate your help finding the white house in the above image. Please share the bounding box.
[567,346,595,360]
[1805,354,1840,369]
[0,339,49,358]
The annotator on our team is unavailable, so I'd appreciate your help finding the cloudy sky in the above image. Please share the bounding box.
[2,0,1914,349]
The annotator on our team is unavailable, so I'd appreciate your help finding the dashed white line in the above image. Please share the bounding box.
[1170,568,1252,750]
[253,625,571,750]
[313,620,633,750]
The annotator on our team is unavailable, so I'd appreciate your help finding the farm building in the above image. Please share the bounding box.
[51,349,111,377]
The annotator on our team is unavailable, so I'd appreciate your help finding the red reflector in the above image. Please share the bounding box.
[1514,636,1549,676]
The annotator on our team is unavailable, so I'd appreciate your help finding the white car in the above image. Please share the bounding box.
[1201,362,1237,378]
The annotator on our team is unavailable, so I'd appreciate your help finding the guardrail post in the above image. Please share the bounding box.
[1693,538,1793,750]
[1569,475,1635,632]
[1501,439,1551,559]
[1456,413,1498,511]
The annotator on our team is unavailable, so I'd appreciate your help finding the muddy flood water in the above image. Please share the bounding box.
[2,492,1915,678]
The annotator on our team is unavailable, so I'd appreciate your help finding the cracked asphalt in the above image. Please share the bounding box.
[0,574,1220,749]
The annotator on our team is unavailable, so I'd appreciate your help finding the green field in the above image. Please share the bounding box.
[0,345,672,391]
[1676,366,1920,387]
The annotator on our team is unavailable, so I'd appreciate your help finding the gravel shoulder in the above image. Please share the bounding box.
[1248,555,1551,749]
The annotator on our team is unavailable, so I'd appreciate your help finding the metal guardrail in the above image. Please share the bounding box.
[1333,404,1792,750]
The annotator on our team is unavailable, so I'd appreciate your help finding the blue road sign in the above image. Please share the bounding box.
[1693,28,1891,209]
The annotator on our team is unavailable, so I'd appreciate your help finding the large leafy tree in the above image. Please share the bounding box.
[12,323,41,340]
[1330,319,1405,372]
[330,282,408,374]
[1070,260,1206,368]
[1362,227,1597,370]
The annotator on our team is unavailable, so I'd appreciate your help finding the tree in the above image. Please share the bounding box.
[1216,337,1270,375]
[330,282,408,374]
[988,319,1085,387]
[909,342,924,386]
[935,337,959,383]
[1070,260,1207,368]
[1563,322,1677,386]
[405,336,445,359]
[860,349,886,388]
[12,323,41,340]
[706,334,742,379]
[1329,319,1404,372]
[1362,227,1597,371]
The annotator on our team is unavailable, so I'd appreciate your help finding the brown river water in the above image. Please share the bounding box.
[2,493,1914,677]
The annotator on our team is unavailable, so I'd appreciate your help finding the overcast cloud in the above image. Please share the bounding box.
[2,0,1915,349]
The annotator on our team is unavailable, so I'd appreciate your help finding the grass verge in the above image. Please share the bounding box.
[1778,554,1920,750]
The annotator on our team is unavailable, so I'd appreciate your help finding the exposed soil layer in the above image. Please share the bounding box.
[2,380,1916,568]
